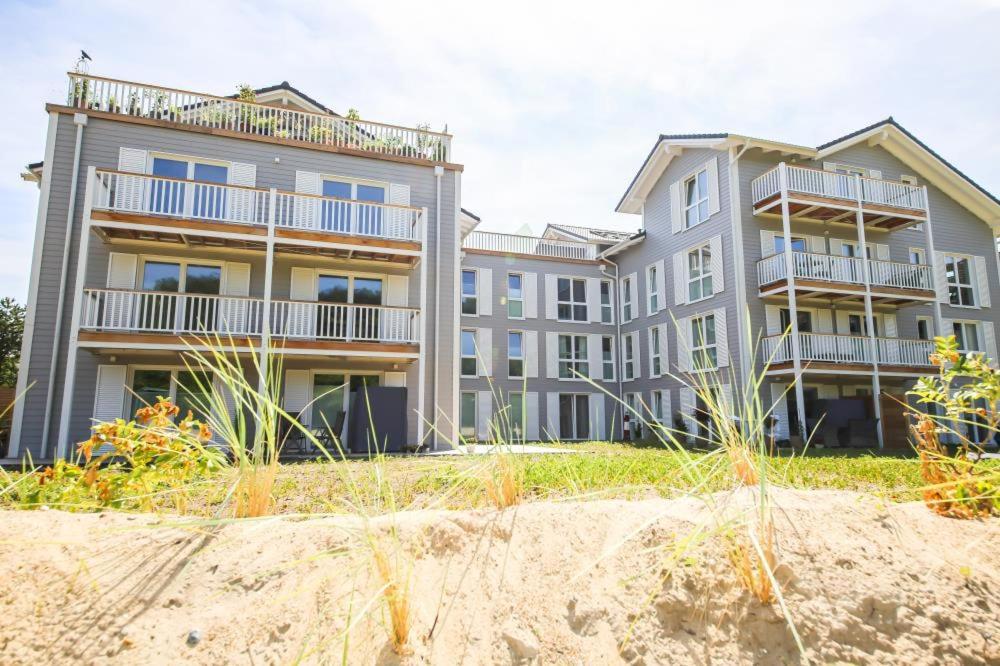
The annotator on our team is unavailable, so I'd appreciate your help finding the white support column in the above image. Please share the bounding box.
[258,188,277,396]
[922,185,944,336]
[55,166,97,459]
[416,206,429,445]
[778,163,807,440]
[854,174,884,449]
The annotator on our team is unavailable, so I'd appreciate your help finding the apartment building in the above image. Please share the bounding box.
[8,73,463,461]
[459,120,1000,449]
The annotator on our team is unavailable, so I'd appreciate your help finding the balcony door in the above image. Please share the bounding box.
[773,236,807,255]
[315,274,383,341]
[320,178,386,235]
[150,157,229,218]
[780,308,815,359]
[139,260,222,333]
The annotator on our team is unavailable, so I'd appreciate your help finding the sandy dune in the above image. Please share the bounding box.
[0,488,997,664]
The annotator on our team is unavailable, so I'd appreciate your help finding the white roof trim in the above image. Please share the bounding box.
[254,89,328,115]
[459,210,480,238]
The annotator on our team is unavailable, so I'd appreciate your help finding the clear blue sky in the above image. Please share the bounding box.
[1,0,998,302]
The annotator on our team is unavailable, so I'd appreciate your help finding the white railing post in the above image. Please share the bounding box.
[854,174,883,449]
[778,163,808,440]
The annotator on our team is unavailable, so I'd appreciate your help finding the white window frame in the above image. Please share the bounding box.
[774,235,808,256]
[557,334,589,380]
[557,393,591,441]
[460,329,478,378]
[320,172,389,201]
[621,276,634,322]
[600,279,614,324]
[952,320,982,354]
[623,334,636,380]
[908,247,926,265]
[845,311,880,337]
[646,264,660,313]
[683,168,710,229]
[687,243,714,303]
[900,174,919,186]
[690,313,718,371]
[147,151,230,179]
[651,326,663,377]
[601,335,616,381]
[508,330,525,379]
[556,276,588,322]
[313,269,387,305]
[138,255,225,294]
[507,272,524,319]
[127,365,211,411]
[461,269,479,316]
[944,253,976,307]
[916,315,933,341]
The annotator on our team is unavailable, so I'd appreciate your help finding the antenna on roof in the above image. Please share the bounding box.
[74,50,92,74]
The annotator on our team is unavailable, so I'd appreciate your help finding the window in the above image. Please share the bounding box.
[651,389,664,423]
[557,277,588,322]
[139,259,223,332]
[558,394,590,440]
[687,244,714,302]
[916,316,932,341]
[319,176,386,234]
[508,331,524,378]
[558,334,589,379]
[945,255,975,306]
[507,273,524,318]
[690,314,717,370]
[316,274,383,339]
[909,248,926,265]
[684,168,710,228]
[150,155,229,218]
[600,280,613,324]
[774,236,807,255]
[460,392,477,439]
[312,374,347,434]
[847,314,878,337]
[841,242,872,259]
[130,368,212,423]
[509,392,525,440]
[461,329,478,377]
[461,270,478,315]
[622,276,634,322]
[953,321,981,353]
[900,175,919,186]
[601,336,615,381]
[779,308,813,333]
[623,334,636,380]
[647,264,659,313]
[651,327,662,376]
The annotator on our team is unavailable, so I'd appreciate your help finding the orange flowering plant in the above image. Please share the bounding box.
[907,335,999,518]
[19,397,227,512]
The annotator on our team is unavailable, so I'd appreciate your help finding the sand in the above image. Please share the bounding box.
[0,487,997,664]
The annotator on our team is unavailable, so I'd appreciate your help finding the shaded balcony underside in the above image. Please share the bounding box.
[753,194,924,229]
[765,360,935,376]
[759,278,935,306]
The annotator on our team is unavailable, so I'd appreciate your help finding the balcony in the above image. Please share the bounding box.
[89,169,423,262]
[65,73,452,164]
[763,332,935,374]
[751,164,926,229]
[756,251,935,304]
[463,231,597,261]
[78,289,420,354]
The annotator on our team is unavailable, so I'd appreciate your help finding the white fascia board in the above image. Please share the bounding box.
[617,138,735,215]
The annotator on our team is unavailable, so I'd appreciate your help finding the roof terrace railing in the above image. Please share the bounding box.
[462,230,597,260]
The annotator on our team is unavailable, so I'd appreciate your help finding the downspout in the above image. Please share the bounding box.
[40,113,87,456]
[432,166,443,449]
[727,141,752,390]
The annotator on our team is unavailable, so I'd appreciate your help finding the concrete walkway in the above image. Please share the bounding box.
[424,444,574,456]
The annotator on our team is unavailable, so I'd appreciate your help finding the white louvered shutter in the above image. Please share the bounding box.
[283,369,311,423]
[93,365,127,424]
[809,236,827,254]
[818,385,839,400]
[588,333,603,380]
[523,272,538,319]
[941,318,953,341]
[655,259,667,311]
[627,273,638,319]
[816,310,834,333]
[294,171,321,229]
[546,332,559,379]
[590,394,605,441]
[673,251,686,305]
[384,372,406,387]
[631,332,642,379]
[770,383,789,440]
[760,230,776,256]
[884,313,898,338]
[676,318,691,372]
[477,390,493,441]
[659,323,670,373]
[525,392,540,441]
[477,328,492,377]
[875,244,890,261]
[869,169,883,179]
[710,235,724,293]
[220,262,251,335]
[287,267,315,338]
[835,311,851,335]
[587,277,602,322]
[383,275,410,342]
[679,388,696,439]
[116,147,147,211]
[544,274,558,320]
[670,181,683,234]
[211,374,239,446]
[386,275,408,306]
[477,268,492,316]
[983,322,998,367]
[765,305,781,335]
[388,183,411,239]
[104,253,138,330]
[934,252,949,304]
[524,330,539,378]
[715,308,729,368]
[660,390,672,426]
[974,256,991,308]
[706,156,721,216]
[228,162,257,223]
[647,327,657,378]
[545,393,560,441]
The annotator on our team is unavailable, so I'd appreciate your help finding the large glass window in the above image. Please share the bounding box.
[508,392,525,441]
[945,255,975,306]
[130,369,172,417]
[779,309,813,333]
[558,334,588,379]
[508,331,524,378]
[774,236,807,255]
[150,156,229,218]
[507,273,524,318]
[687,244,713,302]
[953,321,981,353]
[916,317,931,341]
[691,314,717,370]
[847,313,877,337]
[320,178,385,234]
[130,368,212,424]
[558,394,590,440]
[557,278,588,322]
[139,261,222,332]
[462,270,478,315]
[460,392,477,439]
[461,330,478,377]
[684,168,710,228]
[600,280,613,324]
[312,374,347,433]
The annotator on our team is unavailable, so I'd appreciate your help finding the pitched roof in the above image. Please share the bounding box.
[226,82,339,116]
[544,223,634,243]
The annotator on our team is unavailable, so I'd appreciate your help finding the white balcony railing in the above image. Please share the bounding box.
[751,164,926,211]
[763,332,934,367]
[80,289,420,345]
[462,231,597,260]
[90,170,423,242]
[67,73,451,162]
[757,251,933,292]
